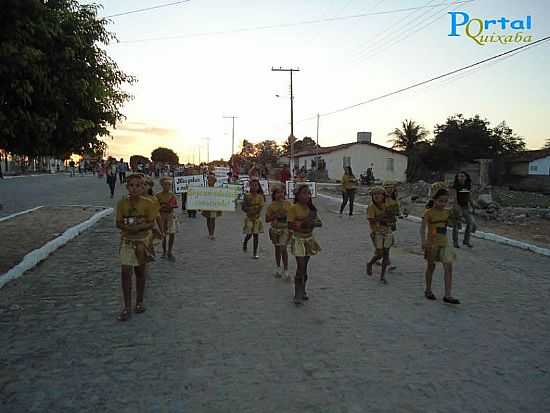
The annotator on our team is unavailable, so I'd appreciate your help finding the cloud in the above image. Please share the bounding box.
[111,122,177,137]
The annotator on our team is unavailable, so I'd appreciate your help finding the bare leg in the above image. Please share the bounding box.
[134,264,146,312]
[243,234,252,251]
[367,252,382,276]
[380,249,389,283]
[281,247,289,271]
[211,218,216,238]
[168,234,175,255]
[253,234,259,256]
[443,263,453,297]
[425,262,436,292]
[119,266,132,320]
[275,246,282,267]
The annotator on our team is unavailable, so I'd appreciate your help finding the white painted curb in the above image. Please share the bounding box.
[0,206,44,223]
[318,192,550,258]
[0,207,113,289]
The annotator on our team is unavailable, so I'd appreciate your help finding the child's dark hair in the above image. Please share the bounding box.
[250,178,265,200]
[453,171,472,189]
[271,186,284,201]
[294,184,316,212]
[426,188,449,208]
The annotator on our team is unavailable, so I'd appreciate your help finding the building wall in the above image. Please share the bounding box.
[510,162,529,176]
[295,143,407,182]
[528,156,550,176]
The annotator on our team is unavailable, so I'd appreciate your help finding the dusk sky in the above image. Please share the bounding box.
[95,0,549,163]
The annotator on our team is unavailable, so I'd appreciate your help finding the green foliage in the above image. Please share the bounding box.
[388,119,429,153]
[151,147,179,165]
[130,154,150,170]
[0,0,135,158]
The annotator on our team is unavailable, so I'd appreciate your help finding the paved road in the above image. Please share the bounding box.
[0,174,122,217]
[1,180,549,412]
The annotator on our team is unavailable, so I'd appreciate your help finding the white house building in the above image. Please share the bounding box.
[293,132,408,182]
[509,149,550,176]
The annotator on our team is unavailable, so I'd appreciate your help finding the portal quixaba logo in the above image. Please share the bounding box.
[448,11,534,46]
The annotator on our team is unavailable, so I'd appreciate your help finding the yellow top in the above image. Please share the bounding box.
[144,194,161,218]
[367,202,391,234]
[244,193,265,220]
[156,191,177,214]
[288,203,314,235]
[384,197,400,224]
[116,196,156,240]
[424,207,450,247]
[341,174,358,192]
[266,200,291,229]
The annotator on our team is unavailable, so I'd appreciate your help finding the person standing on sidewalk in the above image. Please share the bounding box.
[420,186,460,304]
[339,166,358,217]
[288,185,322,306]
[242,179,265,258]
[115,174,156,321]
[451,171,474,248]
[265,186,291,280]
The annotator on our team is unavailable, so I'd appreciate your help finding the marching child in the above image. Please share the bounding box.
[156,176,178,261]
[366,186,394,284]
[265,186,292,280]
[143,176,162,258]
[288,185,322,305]
[202,172,222,239]
[376,181,401,271]
[242,179,265,258]
[420,184,460,304]
[115,174,156,321]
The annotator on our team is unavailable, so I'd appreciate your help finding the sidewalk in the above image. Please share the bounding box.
[1,197,549,412]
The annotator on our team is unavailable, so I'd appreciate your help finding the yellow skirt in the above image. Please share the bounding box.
[202,210,222,219]
[291,233,321,257]
[243,217,264,234]
[120,237,154,267]
[424,245,456,263]
[269,227,290,246]
[160,213,177,234]
[371,232,394,250]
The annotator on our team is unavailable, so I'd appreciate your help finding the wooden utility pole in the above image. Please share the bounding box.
[272,67,300,178]
[223,115,239,156]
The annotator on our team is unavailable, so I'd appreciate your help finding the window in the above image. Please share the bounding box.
[530,164,538,172]
[386,158,394,172]
[343,156,351,168]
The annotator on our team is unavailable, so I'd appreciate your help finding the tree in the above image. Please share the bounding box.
[282,136,318,155]
[255,140,280,166]
[388,119,429,153]
[130,155,150,170]
[151,147,179,165]
[0,0,135,158]
[543,138,550,149]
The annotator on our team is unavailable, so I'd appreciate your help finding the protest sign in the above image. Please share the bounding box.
[186,187,236,212]
[286,181,317,199]
[173,175,205,194]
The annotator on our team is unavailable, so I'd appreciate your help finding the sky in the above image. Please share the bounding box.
[93,0,550,163]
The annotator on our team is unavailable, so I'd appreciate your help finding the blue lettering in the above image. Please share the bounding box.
[511,19,524,30]
[484,19,497,30]
[448,11,469,36]
[527,15,532,29]
[498,17,510,29]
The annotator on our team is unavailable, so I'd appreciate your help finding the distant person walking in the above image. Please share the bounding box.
[118,158,127,184]
[280,165,290,186]
[106,159,117,198]
[339,166,358,217]
[69,160,76,177]
[452,171,474,248]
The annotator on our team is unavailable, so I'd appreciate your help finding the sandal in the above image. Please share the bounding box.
[117,309,131,321]
[424,290,436,300]
[135,303,146,314]
[443,296,460,305]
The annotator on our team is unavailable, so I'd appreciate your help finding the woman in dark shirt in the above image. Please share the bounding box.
[452,171,474,248]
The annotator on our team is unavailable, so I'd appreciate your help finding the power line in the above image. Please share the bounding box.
[104,0,191,19]
[299,36,550,121]
[117,1,474,44]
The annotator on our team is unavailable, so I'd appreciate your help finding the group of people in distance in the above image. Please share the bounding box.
[339,167,473,305]
[114,167,471,321]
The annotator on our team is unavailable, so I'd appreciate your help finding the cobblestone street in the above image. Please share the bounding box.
[1,177,549,412]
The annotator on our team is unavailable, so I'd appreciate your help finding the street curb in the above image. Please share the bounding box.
[0,206,44,223]
[0,207,114,289]
[317,192,550,258]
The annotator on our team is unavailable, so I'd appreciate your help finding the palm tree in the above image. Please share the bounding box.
[388,119,429,153]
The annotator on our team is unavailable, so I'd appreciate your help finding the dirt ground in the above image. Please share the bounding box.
[0,206,105,274]
[319,185,550,249]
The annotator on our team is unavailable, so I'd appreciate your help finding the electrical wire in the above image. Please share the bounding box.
[104,0,191,19]
[298,35,550,121]
[117,0,474,44]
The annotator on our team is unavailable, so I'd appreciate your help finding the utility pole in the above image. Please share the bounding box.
[223,115,239,156]
[202,137,210,164]
[272,66,300,178]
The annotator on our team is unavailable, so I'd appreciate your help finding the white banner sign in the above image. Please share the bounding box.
[173,175,205,194]
[286,181,317,199]
[187,187,237,212]
[214,167,230,178]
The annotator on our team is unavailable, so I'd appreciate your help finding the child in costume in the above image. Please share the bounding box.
[265,186,291,280]
[156,176,178,261]
[242,179,265,258]
[202,172,222,239]
[366,186,394,284]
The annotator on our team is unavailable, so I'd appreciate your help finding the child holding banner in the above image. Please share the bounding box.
[242,179,265,258]
[366,186,394,284]
[288,184,322,306]
[265,186,291,279]
[115,174,156,321]
[202,172,222,240]
[156,177,178,261]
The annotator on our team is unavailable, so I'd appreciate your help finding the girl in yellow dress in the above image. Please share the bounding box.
[288,185,322,305]
[202,172,222,240]
[339,166,358,217]
[242,179,265,258]
[420,185,460,304]
[265,186,292,280]
[366,186,393,284]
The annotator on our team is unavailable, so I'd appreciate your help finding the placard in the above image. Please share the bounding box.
[173,175,205,194]
[214,166,230,178]
[286,181,317,199]
[186,187,237,212]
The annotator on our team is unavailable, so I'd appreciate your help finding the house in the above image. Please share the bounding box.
[292,132,408,182]
[507,149,550,176]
